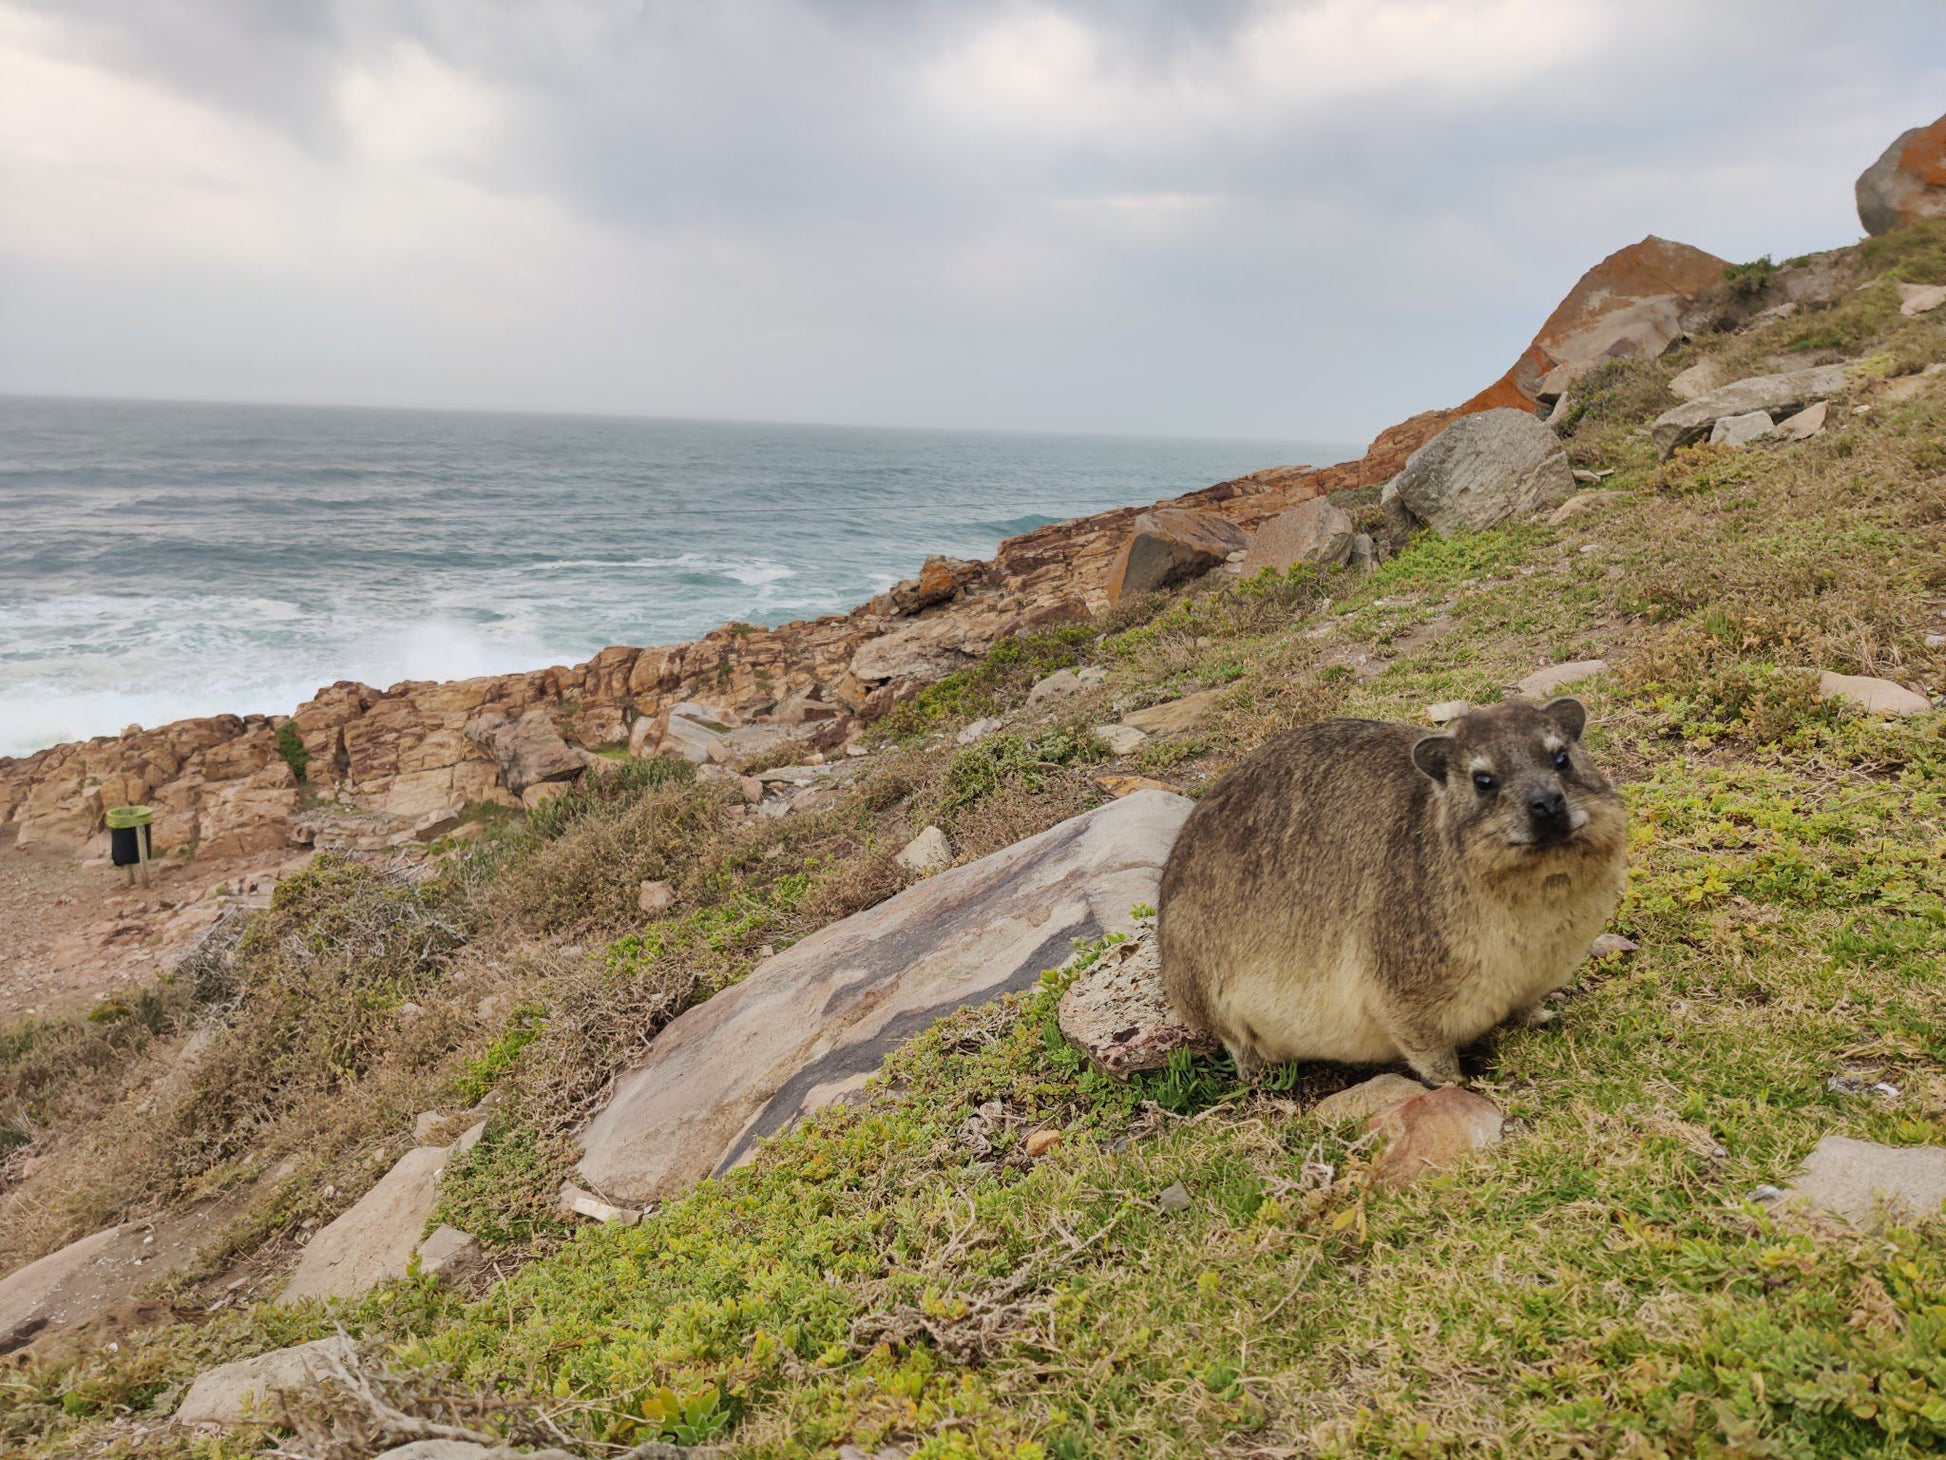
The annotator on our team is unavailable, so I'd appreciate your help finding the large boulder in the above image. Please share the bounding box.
[1459,236,1729,413]
[1105,509,1251,604]
[1650,364,1853,457]
[1237,498,1355,574]
[1857,111,1946,236]
[578,790,1193,1205]
[471,708,585,796]
[1386,409,1574,536]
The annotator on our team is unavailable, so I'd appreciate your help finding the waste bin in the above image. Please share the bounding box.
[106,805,153,884]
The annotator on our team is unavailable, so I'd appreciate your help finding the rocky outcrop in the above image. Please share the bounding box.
[1459,236,1729,412]
[1104,509,1251,604]
[1856,110,1946,235]
[576,790,1192,1206]
[1385,409,1574,536]
[1650,364,1853,457]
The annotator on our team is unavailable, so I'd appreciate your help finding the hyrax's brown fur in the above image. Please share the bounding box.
[1159,698,1626,1086]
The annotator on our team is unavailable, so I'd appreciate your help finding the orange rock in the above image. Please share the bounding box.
[1458,236,1728,414]
[1858,111,1946,234]
[1366,1086,1505,1188]
[1024,1129,1061,1158]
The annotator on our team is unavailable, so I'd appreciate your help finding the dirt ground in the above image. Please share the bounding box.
[0,828,311,1023]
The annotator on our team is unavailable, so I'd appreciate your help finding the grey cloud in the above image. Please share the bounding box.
[2,1,1943,442]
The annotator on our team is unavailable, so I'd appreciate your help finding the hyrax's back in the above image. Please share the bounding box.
[1159,718,1437,1069]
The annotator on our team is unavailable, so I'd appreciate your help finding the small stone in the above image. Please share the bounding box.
[1027,669,1085,704]
[1156,1181,1192,1212]
[1546,491,1615,526]
[1367,1086,1505,1188]
[1023,1129,1061,1158]
[1926,634,1946,650]
[415,1225,478,1282]
[1426,700,1469,726]
[1057,930,1217,1077]
[738,775,764,804]
[1749,1184,1784,1204]
[1093,724,1149,756]
[1589,932,1639,960]
[1771,399,1828,442]
[412,1111,442,1142]
[1816,671,1931,717]
[1569,467,1616,484]
[1313,1073,1427,1125]
[1782,1134,1946,1229]
[1709,409,1776,448]
[1513,660,1608,699]
[638,880,677,915]
[895,825,954,876]
[956,716,1002,745]
[558,1183,642,1226]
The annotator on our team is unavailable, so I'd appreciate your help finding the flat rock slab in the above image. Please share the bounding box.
[1122,688,1228,736]
[282,1145,449,1303]
[579,790,1195,1206]
[1512,660,1608,699]
[176,1334,357,1426]
[1651,364,1851,456]
[1817,672,1931,717]
[1057,927,1217,1078]
[1368,1086,1505,1188]
[1783,1135,1946,1229]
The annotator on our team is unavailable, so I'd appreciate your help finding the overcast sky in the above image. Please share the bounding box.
[1,2,1941,444]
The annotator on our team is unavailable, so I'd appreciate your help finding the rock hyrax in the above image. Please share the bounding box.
[1158,698,1626,1086]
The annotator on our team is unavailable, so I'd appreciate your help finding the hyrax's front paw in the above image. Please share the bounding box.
[1405,1047,1463,1087]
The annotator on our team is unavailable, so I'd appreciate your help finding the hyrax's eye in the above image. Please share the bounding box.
[1472,771,1498,794]
[1553,748,1571,771]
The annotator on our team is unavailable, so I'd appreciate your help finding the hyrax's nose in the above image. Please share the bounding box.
[1527,787,1568,827]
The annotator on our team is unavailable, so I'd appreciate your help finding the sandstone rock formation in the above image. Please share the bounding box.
[1459,236,1729,412]
[1856,110,1946,235]
[576,790,1192,1206]
[1386,409,1574,536]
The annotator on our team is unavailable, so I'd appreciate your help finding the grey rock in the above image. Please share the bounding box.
[1092,723,1149,756]
[1056,927,1217,1078]
[1391,409,1575,536]
[1708,409,1775,447]
[1347,532,1378,572]
[1771,400,1828,443]
[415,1225,478,1282]
[1898,281,1946,317]
[282,1146,449,1303]
[1107,508,1252,602]
[1589,933,1639,960]
[955,716,1002,746]
[1668,359,1726,401]
[1784,1134,1946,1228]
[894,825,953,875]
[1651,365,1851,457]
[578,791,1193,1205]
[559,1183,642,1226]
[1027,666,1106,705]
[1512,660,1608,699]
[1816,672,1931,717]
[1237,497,1356,574]
[1156,1181,1192,1212]
[175,1335,357,1426]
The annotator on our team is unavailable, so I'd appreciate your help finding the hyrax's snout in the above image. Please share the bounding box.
[1523,780,1571,843]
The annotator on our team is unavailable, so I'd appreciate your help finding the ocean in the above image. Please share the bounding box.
[0,396,1353,760]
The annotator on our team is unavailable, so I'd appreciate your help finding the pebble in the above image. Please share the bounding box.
[1023,1129,1061,1158]
[1156,1181,1192,1212]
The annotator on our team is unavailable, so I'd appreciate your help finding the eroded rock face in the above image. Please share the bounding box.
[577,790,1193,1205]
[1104,509,1252,604]
[1857,111,1946,235]
[1460,236,1729,413]
[1387,409,1575,536]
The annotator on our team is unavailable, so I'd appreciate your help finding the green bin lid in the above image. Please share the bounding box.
[105,805,153,829]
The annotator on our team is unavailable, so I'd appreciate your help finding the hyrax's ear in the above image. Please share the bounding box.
[1542,697,1587,742]
[1411,733,1455,783]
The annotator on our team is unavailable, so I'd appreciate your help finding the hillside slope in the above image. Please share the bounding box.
[3,220,1946,1456]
